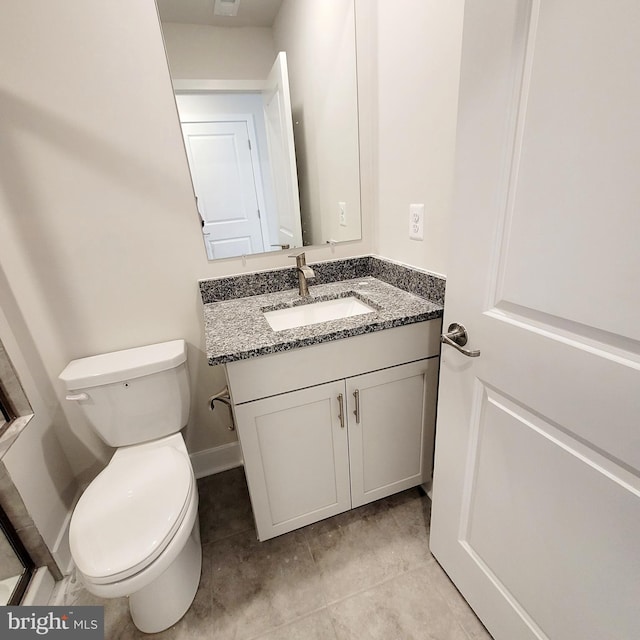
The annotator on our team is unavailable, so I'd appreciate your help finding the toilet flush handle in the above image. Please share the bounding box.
[65,392,89,401]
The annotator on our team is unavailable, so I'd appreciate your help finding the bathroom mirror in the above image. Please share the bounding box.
[156,0,362,260]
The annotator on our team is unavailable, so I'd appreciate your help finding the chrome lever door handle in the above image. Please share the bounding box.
[441,323,481,358]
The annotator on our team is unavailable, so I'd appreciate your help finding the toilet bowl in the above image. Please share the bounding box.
[70,435,201,633]
[60,340,202,633]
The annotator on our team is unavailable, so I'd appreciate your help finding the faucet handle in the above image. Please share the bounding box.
[288,251,307,268]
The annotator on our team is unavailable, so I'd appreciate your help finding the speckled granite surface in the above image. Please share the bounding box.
[199,256,445,306]
[203,276,443,365]
[369,257,445,305]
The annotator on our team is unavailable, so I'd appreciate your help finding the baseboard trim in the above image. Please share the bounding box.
[190,441,243,479]
[51,488,83,576]
[22,567,55,605]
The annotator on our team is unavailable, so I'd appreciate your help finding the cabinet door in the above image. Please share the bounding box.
[234,380,350,540]
[346,358,439,508]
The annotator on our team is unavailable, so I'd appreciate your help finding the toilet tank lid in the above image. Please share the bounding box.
[59,340,187,390]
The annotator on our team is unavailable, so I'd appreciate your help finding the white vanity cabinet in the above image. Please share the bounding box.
[226,321,441,541]
[233,380,351,539]
[346,358,439,508]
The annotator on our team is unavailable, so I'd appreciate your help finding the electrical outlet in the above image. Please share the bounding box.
[409,204,425,240]
[339,202,347,227]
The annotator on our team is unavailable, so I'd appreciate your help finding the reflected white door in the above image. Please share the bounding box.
[430,2,640,640]
[181,119,265,259]
[263,52,303,249]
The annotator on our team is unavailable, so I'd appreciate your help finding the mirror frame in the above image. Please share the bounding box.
[0,505,34,605]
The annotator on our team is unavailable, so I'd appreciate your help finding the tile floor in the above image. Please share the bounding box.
[59,468,493,640]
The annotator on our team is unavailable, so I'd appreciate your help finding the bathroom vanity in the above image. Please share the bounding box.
[201,257,444,541]
[226,322,440,540]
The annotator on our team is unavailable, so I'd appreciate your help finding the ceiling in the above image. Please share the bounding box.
[156,0,284,27]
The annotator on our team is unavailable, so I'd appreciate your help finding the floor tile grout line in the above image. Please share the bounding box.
[299,498,437,611]
[321,557,436,609]
[242,605,331,640]
[301,531,332,609]
[201,522,257,547]
[426,557,494,640]
[323,560,476,640]
[205,526,330,640]
[325,604,342,640]
[386,494,433,532]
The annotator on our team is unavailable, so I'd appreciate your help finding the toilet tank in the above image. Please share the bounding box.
[59,340,191,447]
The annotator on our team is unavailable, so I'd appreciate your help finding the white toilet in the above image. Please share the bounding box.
[59,339,201,634]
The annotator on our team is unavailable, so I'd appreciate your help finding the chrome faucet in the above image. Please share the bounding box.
[289,251,315,297]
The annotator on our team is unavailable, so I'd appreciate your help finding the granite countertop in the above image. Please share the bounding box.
[203,276,443,365]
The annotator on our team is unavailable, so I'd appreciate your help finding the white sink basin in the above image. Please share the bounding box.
[264,296,376,331]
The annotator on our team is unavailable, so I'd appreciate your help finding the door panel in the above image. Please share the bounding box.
[262,52,303,249]
[495,0,639,341]
[430,1,640,639]
[347,359,439,508]
[182,119,265,258]
[233,381,350,541]
[460,384,638,640]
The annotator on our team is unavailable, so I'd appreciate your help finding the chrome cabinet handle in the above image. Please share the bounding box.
[441,323,481,358]
[337,393,345,428]
[353,389,360,424]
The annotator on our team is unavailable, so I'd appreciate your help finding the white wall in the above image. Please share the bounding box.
[274,0,362,246]
[376,0,464,276]
[0,270,77,570]
[161,23,276,80]
[0,0,374,495]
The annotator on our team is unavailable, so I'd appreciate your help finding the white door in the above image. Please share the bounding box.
[430,2,640,640]
[346,359,439,508]
[233,381,351,541]
[181,119,266,259]
[263,52,303,249]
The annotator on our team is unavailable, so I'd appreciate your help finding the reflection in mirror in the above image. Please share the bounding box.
[156,0,362,260]
[176,53,302,258]
[0,505,34,605]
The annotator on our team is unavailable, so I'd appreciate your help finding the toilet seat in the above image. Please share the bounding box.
[70,445,193,585]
